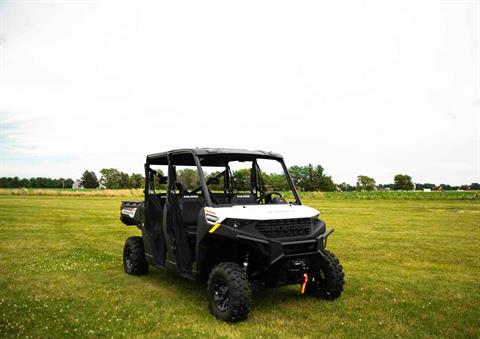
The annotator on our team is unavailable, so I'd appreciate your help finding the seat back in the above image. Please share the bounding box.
[210,193,229,205]
[177,195,205,235]
[231,193,256,205]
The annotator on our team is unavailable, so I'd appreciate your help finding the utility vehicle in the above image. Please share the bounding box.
[120,148,344,322]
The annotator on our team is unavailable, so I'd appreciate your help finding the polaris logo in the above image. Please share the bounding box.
[267,209,295,214]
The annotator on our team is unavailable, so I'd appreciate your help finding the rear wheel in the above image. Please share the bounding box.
[306,250,344,299]
[207,262,252,322]
[123,236,149,275]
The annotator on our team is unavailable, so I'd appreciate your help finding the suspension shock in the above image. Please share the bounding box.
[243,250,249,272]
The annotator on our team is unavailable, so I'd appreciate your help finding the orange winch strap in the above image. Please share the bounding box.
[300,273,309,294]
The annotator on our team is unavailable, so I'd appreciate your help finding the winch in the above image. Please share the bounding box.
[286,259,309,284]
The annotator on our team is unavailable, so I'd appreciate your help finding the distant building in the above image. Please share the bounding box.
[423,188,431,192]
[72,180,84,189]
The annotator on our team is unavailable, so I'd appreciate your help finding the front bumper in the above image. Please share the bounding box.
[251,227,334,265]
[210,218,334,265]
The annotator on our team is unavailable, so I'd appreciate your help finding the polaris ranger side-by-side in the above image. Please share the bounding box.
[120,148,344,322]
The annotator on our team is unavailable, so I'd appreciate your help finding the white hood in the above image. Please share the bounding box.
[205,204,319,223]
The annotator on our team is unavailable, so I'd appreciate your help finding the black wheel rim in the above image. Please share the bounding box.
[213,280,230,312]
[125,247,133,270]
[311,270,326,289]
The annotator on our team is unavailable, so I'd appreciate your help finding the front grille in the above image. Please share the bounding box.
[283,242,317,255]
[255,218,312,238]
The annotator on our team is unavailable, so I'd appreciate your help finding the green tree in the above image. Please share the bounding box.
[232,168,251,192]
[318,175,337,192]
[64,178,74,188]
[310,165,323,190]
[0,177,75,189]
[393,174,414,191]
[263,173,289,191]
[11,177,20,188]
[36,177,47,188]
[129,173,145,189]
[28,178,36,188]
[356,175,376,191]
[119,172,130,189]
[289,165,311,191]
[19,178,30,188]
[99,168,122,189]
[80,170,99,189]
[177,168,199,190]
[439,184,454,191]
[288,164,336,191]
[338,182,355,191]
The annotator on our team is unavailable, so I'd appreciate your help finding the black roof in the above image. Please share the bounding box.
[147,148,283,166]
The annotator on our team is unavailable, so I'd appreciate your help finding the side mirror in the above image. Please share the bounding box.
[158,176,168,184]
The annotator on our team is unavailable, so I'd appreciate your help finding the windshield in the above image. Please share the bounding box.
[200,156,299,206]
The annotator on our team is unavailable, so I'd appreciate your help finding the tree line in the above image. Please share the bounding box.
[343,174,480,192]
[1,166,478,192]
[70,165,338,191]
[0,177,74,189]
[78,169,145,189]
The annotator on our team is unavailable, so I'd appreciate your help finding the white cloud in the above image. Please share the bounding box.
[0,0,478,185]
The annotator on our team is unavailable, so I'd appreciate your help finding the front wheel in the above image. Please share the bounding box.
[207,262,252,322]
[123,236,149,276]
[306,250,344,300]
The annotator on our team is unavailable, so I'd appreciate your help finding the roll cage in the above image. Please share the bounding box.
[145,148,302,207]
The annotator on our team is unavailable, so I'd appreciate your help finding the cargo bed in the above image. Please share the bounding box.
[120,200,144,226]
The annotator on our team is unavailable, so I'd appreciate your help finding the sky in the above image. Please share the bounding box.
[0,0,478,185]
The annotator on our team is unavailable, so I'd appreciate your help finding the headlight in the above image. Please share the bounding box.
[205,210,219,224]
[221,218,252,228]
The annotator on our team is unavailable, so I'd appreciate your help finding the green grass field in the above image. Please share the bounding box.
[0,195,479,338]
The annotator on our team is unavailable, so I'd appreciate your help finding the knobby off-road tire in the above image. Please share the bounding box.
[123,236,149,276]
[207,262,252,322]
[306,250,344,300]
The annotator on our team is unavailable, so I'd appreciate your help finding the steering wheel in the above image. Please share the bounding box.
[256,191,284,204]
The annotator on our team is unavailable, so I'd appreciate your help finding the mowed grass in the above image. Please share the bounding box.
[0,196,479,338]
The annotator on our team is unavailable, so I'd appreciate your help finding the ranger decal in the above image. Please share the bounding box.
[121,208,137,218]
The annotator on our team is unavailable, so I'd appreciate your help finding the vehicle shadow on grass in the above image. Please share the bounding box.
[142,268,205,301]
[253,286,307,309]
[141,267,315,316]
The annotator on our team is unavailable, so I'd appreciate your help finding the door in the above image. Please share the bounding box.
[164,160,193,277]
[144,166,167,267]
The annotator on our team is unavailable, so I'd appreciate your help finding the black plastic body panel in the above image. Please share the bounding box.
[120,200,144,226]
[194,216,329,284]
